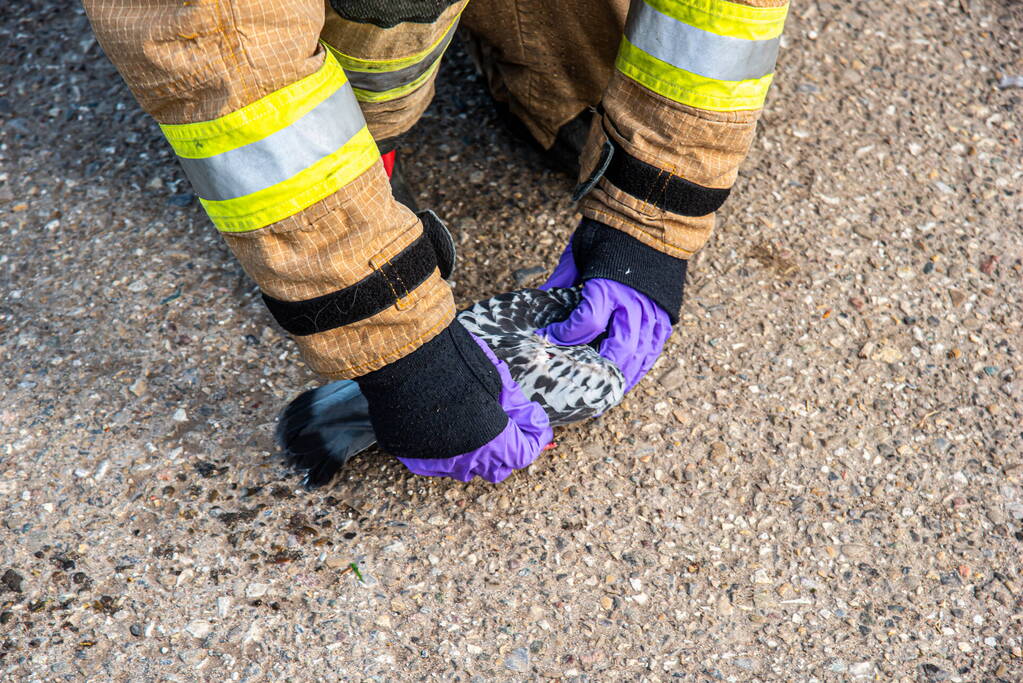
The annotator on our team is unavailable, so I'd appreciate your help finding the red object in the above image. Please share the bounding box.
[381,150,396,179]
[543,442,557,451]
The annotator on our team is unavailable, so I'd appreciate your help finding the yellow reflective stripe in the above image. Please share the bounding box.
[350,58,443,103]
[325,9,463,73]
[160,54,349,159]
[201,126,379,233]
[156,51,380,233]
[616,36,774,111]
[643,0,787,41]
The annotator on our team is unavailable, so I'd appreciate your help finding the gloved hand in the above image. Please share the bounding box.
[356,320,551,483]
[538,218,688,392]
[542,277,671,392]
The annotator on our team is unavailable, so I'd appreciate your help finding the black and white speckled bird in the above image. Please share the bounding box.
[277,287,625,487]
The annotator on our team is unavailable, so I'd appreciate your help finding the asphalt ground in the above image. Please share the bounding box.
[1,1,1022,680]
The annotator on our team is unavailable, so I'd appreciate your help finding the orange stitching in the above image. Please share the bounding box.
[654,159,682,223]
[387,252,410,299]
[378,254,402,302]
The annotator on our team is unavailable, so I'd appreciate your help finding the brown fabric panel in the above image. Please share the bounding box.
[83,0,326,123]
[576,103,716,259]
[358,76,437,141]
[578,72,761,258]
[222,161,420,300]
[298,270,455,378]
[321,0,466,61]
[458,0,785,257]
[462,0,629,148]
[581,185,717,260]
[459,0,785,153]
[601,71,761,190]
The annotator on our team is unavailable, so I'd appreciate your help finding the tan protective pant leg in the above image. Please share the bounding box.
[320,1,469,142]
[461,0,628,149]
[464,0,789,259]
[83,0,455,378]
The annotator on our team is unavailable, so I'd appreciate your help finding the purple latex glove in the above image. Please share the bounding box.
[398,335,553,483]
[539,245,671,392]
[540,242,579,291]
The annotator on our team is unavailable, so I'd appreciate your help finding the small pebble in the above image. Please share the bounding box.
[504,647,529,672]
[920,663,949,681]
[185,620,211,639]
[245,582,269,599]
[873,346,903,363]
[512,266,545,286]
[167,192,194,207]
[986,508,1007,525]
[1,569,24,593]
[849,661,873,677]
[658,366,686,392]
[841,544,870,561]
[130,378,148,397]
[997,74,1023,89]
[827,660,848,674]
[382,541,406,554]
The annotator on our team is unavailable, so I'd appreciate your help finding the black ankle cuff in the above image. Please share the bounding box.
[356,321,508,459]
[570,218,688,323]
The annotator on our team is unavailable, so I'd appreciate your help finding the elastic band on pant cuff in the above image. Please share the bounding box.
[355,321,508,459]
[571,218,688,323]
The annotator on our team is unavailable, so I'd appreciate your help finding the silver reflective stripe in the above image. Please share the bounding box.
[177,81,365,202]
[626,1,781,82]
[345,19,457,93]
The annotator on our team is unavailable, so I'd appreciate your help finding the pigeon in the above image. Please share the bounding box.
[277,287,625,487]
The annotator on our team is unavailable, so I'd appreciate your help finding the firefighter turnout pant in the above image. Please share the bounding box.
[83,0,788,378]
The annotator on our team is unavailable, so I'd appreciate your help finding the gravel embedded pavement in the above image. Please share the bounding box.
[1,1,1022,680]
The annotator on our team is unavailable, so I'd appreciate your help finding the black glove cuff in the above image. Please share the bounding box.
[355,321,508,460]
[570,218,688,324]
